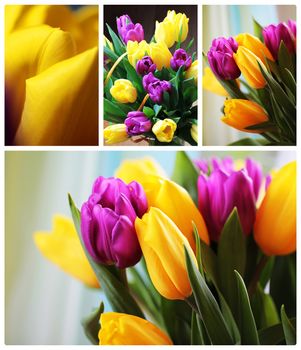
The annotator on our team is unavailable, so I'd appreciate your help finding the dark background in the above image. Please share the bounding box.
[104,5,197,52]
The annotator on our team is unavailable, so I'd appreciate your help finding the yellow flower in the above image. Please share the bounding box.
[99,312,173,345]
[34,215,98,288]
[142,176,209,250]
[135,207,198,300]
[104,124,129,145]
[233,46,267,89]
[221,99,269,133]
[166,10,189,43]
[115,157,166,184]
[152,118,177,142]
[110,79,137,103]
[155,20,176,48]
[236,33,274,63]
[148,41,172,70]
[202,66,228,96]
[103,35,113,51]
[254,161,296,256]
[5,5,99,145]
[185,60,198,85]
[126,40,149,67]
[190,124,198,143]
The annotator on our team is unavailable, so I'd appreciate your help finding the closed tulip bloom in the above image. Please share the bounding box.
[288,19,296,38]
[143,176,209,249]
[148,41,172,70]
[155,19,176,48]
[152,119,177,142]
[104,124,129,145]
[254,161,296,256]
[236,33,274,62]
[99,312,172,345]
[185,60,198,85]
[166,10,189,43]
[202,66,228,96]
[116,15,144,44]
[127,40,149,67]
[221,99,269,133]
[136,56,156,75]
[234,46,267,88]
[124,111,152,135]
[170,49,192,71]
[110,79,137,103]
[135,207,198,300]
[81,177,148,268]
[34,215,98,288]
[142,73,171,104]
[190,123,198,143]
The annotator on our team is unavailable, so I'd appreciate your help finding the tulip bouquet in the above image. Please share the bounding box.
[203,18,296,145]
[35,152,296,345]
[104,10,198,145]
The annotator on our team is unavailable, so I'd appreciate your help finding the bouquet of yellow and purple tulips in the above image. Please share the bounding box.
[203,18,296,146]
[34,152,296,345]
[104,11,198,146]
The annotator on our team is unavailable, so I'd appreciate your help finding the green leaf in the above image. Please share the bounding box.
[104,46,119,62]
[234,270,259,345]
[253,18,263,41]
[122,59,144,95]
[104,98,126,120]
[81,302,104,345]
[186,38,194,51]
[184,246,234,345]
[217,209,246,320]
[200,241,218,286]
[68,194,144,318]
[258,318,296,345]
[171,151,199,205]
[192,223,203,274]
[280,305,296,345]
[191,312,204,345]
[153,104,162,117]
[106,24,126,56]
[142,106,155,118]
[245,121,276,131]
[228,137,269,146]
[278,40,295,77]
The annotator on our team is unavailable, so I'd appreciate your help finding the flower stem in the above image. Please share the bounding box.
[138,94,149,111]
[185,296,200,315]
[120,268,128,290]
[104,51,128,86]
[247,254,269,297]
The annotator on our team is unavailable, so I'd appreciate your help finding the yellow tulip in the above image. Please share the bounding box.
[127,40,149,67]
[104,124,129,145]
[5,5,99,145]
[233,46,267,89]
[236,33,274,63]
[142,176,209,249]
[152,118,177,142]
[104,35,113,51]
[115,157,166,184]
[110,79,137,103]
[148,41,172,70]
[99,312,173,345]
[190,124,198,143]
[202,66,228,96]
[34,215,98,288]
[165,10,189,43]
[221,99,269,133]
[155,20,176,48]
[254,161,296,256]
[185,60,198,85]
[135,207,198,300]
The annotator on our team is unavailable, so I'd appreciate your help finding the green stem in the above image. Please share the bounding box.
[247,255,269,297]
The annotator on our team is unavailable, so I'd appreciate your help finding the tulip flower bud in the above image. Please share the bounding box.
[233,46,267,88]
[99,312,173,345]
[263,21,296,60]
[185,60,198,85]
[124,111,152,136]
[236,33,274,62]
[136,56,156,75]
[190,123,198,143]
[116,15,144,44]
[254,161,296,256]
[207,37,241,80]
[135,207,198,300]
[127,40,150,67]
[142,73,171,104]
[142,176,209,249]
[104,124,129,145]
[110,79,137,103]
[170,49,192,71]
[148,41,172,70]
[221,99,269,133]
[155,19,176,48]
[288,19,296,38]
[202,66,228,96]
[152,118,177,143]
[166,10,189,43]
[81,177,148,268]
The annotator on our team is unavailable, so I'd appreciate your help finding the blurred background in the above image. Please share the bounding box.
[5,150,295,344]
[202,5,296,145]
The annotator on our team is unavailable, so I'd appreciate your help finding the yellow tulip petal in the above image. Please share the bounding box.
[14,47,98,145]
[202,66,228,96]
[34,215,99,288]
[5,5,28,36]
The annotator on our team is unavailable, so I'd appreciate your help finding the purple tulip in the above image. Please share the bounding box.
[116,15,144,44]
[81,177,148,268]
[197,157,263,242]
[263,21,296,60]
[142,73,171,104]
[136,56,156,75]
[207,37,241,80]
[170,49,192,71]
[125,111,152,135]
[288,19,296,38]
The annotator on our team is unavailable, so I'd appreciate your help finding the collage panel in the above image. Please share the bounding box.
[103,5,198,146]
[202,5,296,146]
[5,150,296,345]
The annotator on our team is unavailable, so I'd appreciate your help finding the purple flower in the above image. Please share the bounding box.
[288,19,296,38]
[142,73,171,104]
[136,56,156,75]
[116,15,144,44]
[207,37,241,80]
[263,21,296,60]
[197,157,263,242]
[81,177,148,268]
[170,49,192,71]
[125,111,152,135]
